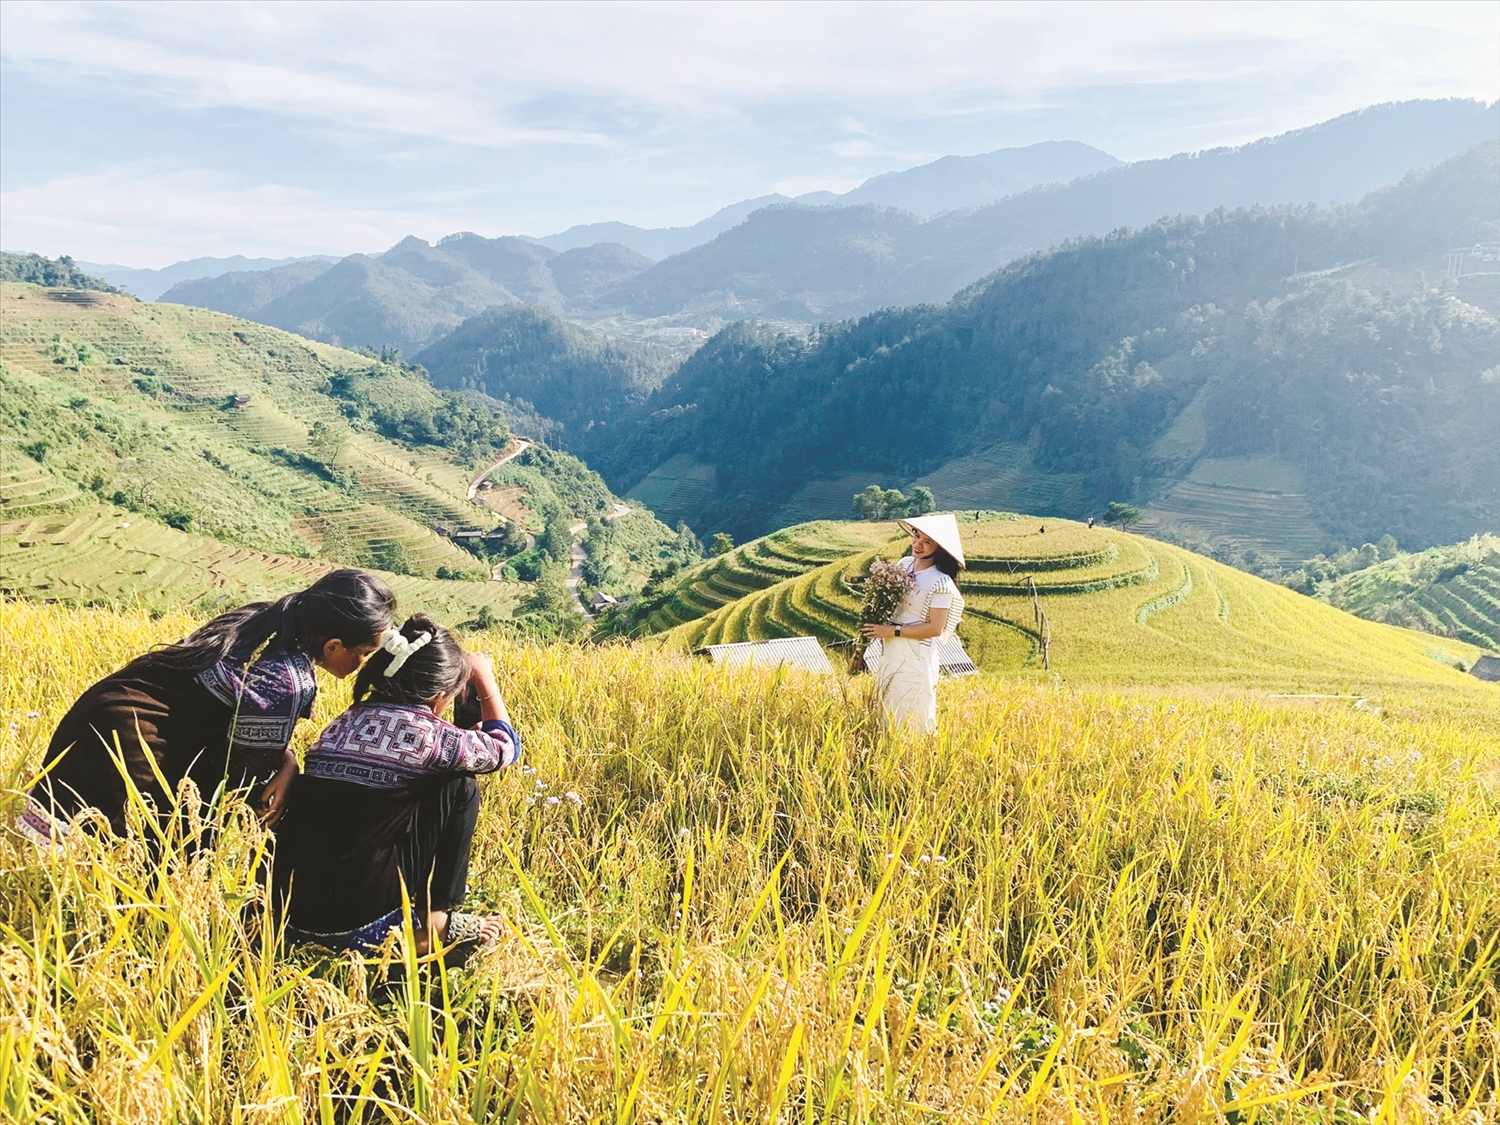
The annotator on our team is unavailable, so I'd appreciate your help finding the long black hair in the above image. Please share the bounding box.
[132,569,396,674]
[352,613,470,709]
[930,546,961,581]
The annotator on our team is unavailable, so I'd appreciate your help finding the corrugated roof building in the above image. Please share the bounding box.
[697,636,835,674]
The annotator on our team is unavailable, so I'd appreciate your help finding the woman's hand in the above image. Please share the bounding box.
[860,623,896,639]
[466,653,511,724]
[258,749,299,827]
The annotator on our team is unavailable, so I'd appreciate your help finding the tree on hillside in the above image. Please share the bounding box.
[853,485,885,520]
[0,252,120,293]
[539,510,575,564]
[854,485,935,520]
[712,532,734,556]
[1104,502,1143,530]
[307,420,347,464]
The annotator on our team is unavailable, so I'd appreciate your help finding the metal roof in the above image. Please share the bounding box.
[697,636,835,674]
[862,636,979,677]
[1471,654,1500,683]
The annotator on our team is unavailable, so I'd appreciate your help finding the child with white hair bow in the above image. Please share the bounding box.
[274,613,520,957]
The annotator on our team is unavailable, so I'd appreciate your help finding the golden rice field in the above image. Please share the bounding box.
[2,598,1499,1123]
[665,519,1484,695]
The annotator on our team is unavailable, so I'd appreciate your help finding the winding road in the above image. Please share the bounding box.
[467,438,531,500]
[565,503,635,615]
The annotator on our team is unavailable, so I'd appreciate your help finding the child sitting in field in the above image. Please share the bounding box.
[274,614,520,954]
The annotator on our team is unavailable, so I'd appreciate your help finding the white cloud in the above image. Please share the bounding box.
[0,164,462,266]
[1,1,1494,263]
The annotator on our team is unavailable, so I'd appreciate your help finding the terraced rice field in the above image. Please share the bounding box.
[1379,559,1500,651]
[0,505,523,621]
[0,454,81,519]
[0,282,499,567]
[624,453,718,527]
[771,472,893,526]
[665,517,1483,691]
[1322,536,1500,653]
[1138,455,1326,564]
[295,505,482,576]
[643,521,899,633]
[911,442,1090,516]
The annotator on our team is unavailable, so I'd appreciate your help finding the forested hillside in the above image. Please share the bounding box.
[1,252,120,293]
[578,142,1500,549]
[0,283,692,629]
[413,304,678,443]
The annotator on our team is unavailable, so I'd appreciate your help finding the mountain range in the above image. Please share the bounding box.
[157,99,1498,351]
[569,140,1499,553]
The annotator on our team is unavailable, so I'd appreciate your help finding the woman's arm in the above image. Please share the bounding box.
[860,606,949,641]
[465,654,510,724]
[448,653,521,771]
[258,749,299,827]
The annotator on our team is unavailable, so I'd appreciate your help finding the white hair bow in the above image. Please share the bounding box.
[380,629,432,677]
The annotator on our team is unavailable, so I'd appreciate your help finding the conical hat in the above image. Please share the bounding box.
[897,513,966,568]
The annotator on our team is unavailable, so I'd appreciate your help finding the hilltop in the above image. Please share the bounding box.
[640,515,1482,692]
[161,236,654,354]
[0,282,694,629]
[412,304,679,444]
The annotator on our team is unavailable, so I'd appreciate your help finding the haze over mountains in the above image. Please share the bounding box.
[10,97,1496,575]
[78,255,335,302]
[157,99,1497,352]
[536,139,1125,255]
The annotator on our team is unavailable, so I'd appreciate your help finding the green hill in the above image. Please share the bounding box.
[0,282,690,625]
[161,236,653,353]
[1,252,119,293]
[598,520,897,637]
[413,303,677,442]
[1297,533,1500,652]
[653,516,1481,691]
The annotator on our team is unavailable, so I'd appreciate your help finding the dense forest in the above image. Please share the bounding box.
[413,304,677,442]
[0,253,120,293]
[576,142,1499,547]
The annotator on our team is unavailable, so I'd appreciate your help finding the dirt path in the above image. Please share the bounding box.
[467,439,531,500]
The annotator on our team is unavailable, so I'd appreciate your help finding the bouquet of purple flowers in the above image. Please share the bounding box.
[849,558,914,673]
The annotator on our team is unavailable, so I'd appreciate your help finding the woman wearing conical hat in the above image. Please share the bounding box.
[860,513,966,735]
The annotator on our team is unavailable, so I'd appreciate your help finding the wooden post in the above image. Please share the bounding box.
[1027,576,1050,671]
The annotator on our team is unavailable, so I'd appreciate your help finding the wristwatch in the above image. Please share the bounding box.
[894,626,902,637]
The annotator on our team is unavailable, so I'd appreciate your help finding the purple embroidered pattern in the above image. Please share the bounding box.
[304,703,519,789]
[197,648,318,756]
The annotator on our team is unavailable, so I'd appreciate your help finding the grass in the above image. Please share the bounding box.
[665,518,1484,693]
[2,597,1498,1121]
[0,282,492,565]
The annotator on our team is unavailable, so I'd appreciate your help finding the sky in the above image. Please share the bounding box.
[1,0,1496,268]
